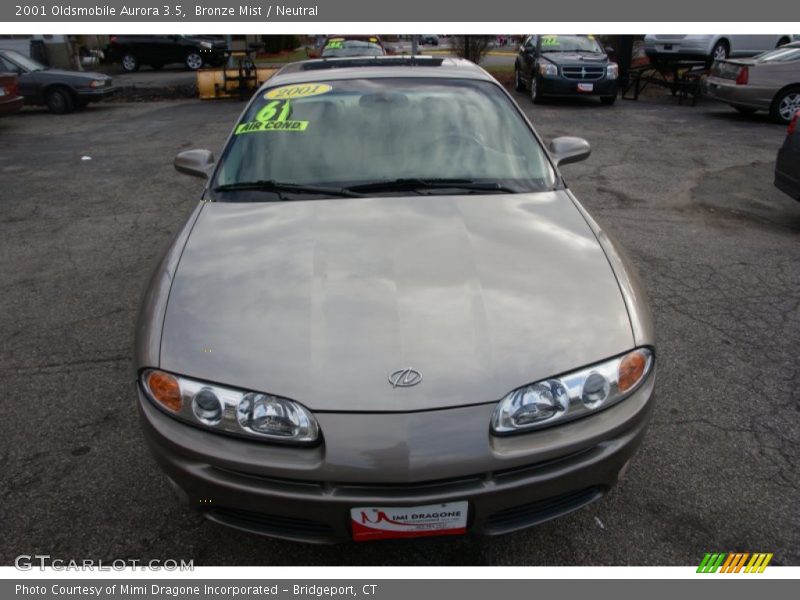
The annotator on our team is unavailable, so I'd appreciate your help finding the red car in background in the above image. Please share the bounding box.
[0,72,23,117]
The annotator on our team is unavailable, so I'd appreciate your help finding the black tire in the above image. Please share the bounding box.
[45,87,75,114]
[185,51,204,71]
[601,95,616,105]
[514,66,526,92]
[770,86,800,124]
[530,74,543,104]
[732,105,757,115]
[711,39,729,62]
[120,52,139,72]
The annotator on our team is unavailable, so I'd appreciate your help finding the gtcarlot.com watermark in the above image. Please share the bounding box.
[15,554,194,571]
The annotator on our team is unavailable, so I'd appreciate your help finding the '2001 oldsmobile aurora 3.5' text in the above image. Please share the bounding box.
[135,56,656,543]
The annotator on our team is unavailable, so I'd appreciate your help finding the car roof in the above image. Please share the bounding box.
[266,56,495,89]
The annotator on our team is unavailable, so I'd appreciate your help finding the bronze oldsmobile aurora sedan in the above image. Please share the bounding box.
[136,56,656,543]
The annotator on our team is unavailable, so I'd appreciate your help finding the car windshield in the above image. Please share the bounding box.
[1,49,46,71]
[754,45,800,63]
[322,41,384,58]
[539,35,603,53]
[211,77,557,201]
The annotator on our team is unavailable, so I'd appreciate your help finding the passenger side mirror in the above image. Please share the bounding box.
[605,46,616,56]
[174,149,215,179]
[549,137,591,166]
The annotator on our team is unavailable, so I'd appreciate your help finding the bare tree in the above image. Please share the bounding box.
[452,35,492,64]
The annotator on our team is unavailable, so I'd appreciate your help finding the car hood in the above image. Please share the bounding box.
[541,52,608,65]
[160,192,634,412]
[41,68,109,81]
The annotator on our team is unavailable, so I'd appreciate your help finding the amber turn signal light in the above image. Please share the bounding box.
[618,350,648,392]
[146,370,182,412]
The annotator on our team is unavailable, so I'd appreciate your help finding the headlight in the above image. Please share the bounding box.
[141,369,320,444]
[89,79,106,88]
[539,63,559,77]
[606,63,619,80]
[491,348,653,435]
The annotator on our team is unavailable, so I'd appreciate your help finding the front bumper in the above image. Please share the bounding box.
[76,87,118,101]
[137,370,655,543]
[537,76,618,98]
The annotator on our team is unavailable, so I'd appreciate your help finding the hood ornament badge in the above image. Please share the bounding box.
[388,368,422,388]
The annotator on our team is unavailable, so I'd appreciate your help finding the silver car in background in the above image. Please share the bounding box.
[135,56,656,543]
[645,34,796,64]
[705,42,800,123]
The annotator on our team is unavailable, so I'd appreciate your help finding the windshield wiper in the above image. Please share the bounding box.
[344,178,519,194]
[212,180,363,198]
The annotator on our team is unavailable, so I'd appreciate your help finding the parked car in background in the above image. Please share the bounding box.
[515,34,619,105]
[775,110,800,200]
[107,35,227,72]
[644,34,797,65]
[308,35,387,58]
[321,38,386,58]
[0,72,24,117]
[705,42,800,123]
[419,35,440,46]
[0,49,115,114]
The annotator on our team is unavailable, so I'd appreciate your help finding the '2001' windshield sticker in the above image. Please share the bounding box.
[325,40,344,49]
[264,83,332,100]
[234,99,309,135]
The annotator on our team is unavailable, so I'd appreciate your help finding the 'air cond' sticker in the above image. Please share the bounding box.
[325,40,344,49]
[541,36,559,47]
[264,83,332,100]
[235,120,308,134]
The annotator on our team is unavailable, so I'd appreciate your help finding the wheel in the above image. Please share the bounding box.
[732,105,757,115]
[46,87,74,114]
[601,95,616,105]
[711,40,729,62]
[514,66,526,92]
[120,52,139,72]
[530,75,542,104]
[777,37,791,47]
[149,62,164,71]
[770,87,800,124]
[185,51,204,71]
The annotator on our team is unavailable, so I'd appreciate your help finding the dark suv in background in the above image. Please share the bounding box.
[515,34,618,105]
[107,35,227,72]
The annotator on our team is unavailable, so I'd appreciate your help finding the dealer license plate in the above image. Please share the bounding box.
[577,83,594,92]
[350,501,468,541]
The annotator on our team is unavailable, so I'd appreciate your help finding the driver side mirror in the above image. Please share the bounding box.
[549,137,591,166]
[174,149,215,179]
[605,46,616,56]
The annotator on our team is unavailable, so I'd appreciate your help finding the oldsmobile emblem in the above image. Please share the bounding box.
[388,368,422,388]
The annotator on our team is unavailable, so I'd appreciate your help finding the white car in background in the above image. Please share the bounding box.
[644,34,797,64]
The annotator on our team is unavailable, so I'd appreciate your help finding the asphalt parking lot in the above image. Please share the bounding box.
[1,91,798,566]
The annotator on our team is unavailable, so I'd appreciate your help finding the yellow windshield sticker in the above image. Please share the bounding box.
[265,83,332,100]
[235,99,309,135]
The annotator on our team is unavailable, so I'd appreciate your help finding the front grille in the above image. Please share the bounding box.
[206,507,335,541]
[562,66,605,80]
[484,486,604,534]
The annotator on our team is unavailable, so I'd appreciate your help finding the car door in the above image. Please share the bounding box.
[519,35,538,83]
[0,53,35,100]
